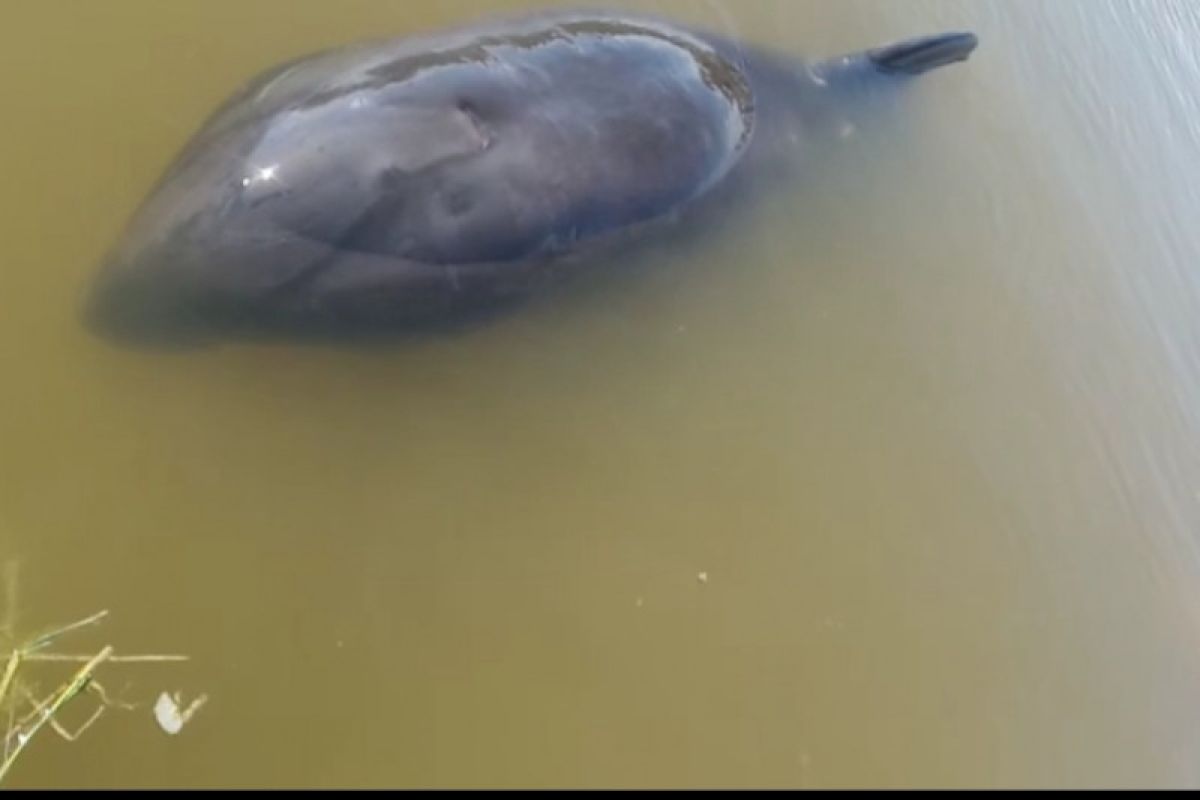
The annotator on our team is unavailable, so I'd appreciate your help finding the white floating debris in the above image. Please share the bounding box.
[154,690,209,735]
[697,571,709,584]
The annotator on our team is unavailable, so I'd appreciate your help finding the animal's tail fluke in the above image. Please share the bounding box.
[868,32,979,75]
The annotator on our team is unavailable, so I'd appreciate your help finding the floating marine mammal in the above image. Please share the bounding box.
[85,10,978,345]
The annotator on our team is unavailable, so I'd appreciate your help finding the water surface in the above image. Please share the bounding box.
[3,0,1200,788]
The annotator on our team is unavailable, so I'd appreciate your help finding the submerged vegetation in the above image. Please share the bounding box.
[0,560,201,785]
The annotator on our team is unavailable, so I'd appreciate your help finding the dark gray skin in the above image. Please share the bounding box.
[85,10,978,346]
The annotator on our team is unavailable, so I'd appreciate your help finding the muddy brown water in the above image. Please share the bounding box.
[3,0,1200,788]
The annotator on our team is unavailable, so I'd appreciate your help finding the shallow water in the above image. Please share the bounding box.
[4,0,1200,789]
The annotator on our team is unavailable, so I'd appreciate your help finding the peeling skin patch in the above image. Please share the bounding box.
[299,19,757,153]
[369,20,751,105]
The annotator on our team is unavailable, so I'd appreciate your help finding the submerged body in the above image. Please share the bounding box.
[86,11,977,345]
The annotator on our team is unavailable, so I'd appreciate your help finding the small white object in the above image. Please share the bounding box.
[697,571,709,584]
[154,690,208,735]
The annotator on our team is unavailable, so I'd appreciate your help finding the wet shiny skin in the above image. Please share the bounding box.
[87,11,974,344]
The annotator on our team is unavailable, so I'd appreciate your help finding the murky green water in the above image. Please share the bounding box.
[4,0,1200,788]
